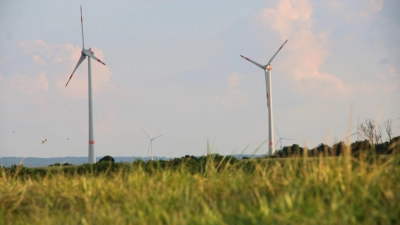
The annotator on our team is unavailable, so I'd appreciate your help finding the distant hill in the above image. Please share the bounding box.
[0,156,167,168]
[0,154,265,168]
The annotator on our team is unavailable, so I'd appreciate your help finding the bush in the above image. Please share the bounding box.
[98,155,115,163]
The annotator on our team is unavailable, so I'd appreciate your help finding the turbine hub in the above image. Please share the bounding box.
[266,64,272,70]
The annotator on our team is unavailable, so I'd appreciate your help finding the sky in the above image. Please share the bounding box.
[1,0,399,158]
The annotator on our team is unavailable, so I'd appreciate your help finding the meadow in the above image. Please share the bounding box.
[1,143,399,224]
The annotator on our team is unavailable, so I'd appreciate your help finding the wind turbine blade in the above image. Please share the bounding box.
[152,134,163,140]
[80,5,85,49]
[65,54,86,87]
[344,132,357,139]
[266,39,288,66]
[142,128,151,140]
[85,51,106,65]
[274,125,281,139]
[275,139,281,147]
[240,55,265,69]
[281,138,293,140]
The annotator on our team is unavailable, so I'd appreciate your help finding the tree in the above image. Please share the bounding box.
[278,144,304,157]
[311,143,331,156]
[375,124,383,144]
[384,119,393,142]
[359,119,376,145]
[98,155,115,163]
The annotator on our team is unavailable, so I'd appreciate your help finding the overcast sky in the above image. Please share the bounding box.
[1,0,399,158]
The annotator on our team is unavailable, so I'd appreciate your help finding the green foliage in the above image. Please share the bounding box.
[1,136,399,179]
[274,135,400,158]
[98,155,115,163]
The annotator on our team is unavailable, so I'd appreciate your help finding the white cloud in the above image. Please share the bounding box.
[229,72,241,88]
[259,0,395,100]
[0,72,49,106]
[0,57,10,64]
[33,54,45,65]
[214,72,249,109]
[328,0,343,10]
[7,72,48,94]
[260,0,344,97]
[328,0,384,23]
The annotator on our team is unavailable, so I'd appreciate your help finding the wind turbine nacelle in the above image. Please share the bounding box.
[82,49,95,55]
[266,65,272,70]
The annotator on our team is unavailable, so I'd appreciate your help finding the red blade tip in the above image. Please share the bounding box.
[240,55,249,60]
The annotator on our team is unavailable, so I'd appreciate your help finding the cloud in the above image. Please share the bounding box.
[33,54,45,65]
[214,72,249,109]
[7,72,49,94]
[19,40,57,58]
[344,0,383,23]
[260,0,344,98]
[229,72,241,88]
[258,0,395,100]
[0,57,10,64]
[0,71,49,105]
[328,0,343,10]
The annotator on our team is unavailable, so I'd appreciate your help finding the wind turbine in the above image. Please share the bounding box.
[65,6,106,164]
[345,116,360,142]
[240,39,288,155]
[142,129,163,161]
[275,125,293,150]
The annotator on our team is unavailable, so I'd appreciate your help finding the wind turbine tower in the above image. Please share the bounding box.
[240,40,288,155]
[65,6,107,164]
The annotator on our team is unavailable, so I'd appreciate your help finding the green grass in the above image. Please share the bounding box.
[1,152,399,224]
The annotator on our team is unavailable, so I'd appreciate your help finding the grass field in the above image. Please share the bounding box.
[1,151,399,224]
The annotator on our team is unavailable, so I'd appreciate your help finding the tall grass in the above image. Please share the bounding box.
[1,152,399,224]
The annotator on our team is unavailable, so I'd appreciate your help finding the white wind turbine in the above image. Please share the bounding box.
[65,6,106,164]
[275,125,293,150]
[142,129,163,161]
[240,39,288,155]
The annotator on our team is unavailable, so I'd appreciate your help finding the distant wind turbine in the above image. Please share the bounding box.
[240,39,288,155]
[64,6,107,164]
[344,116,360,142]
[275,125,292,150]
[142,129,163,161]
[42,139,47,144]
